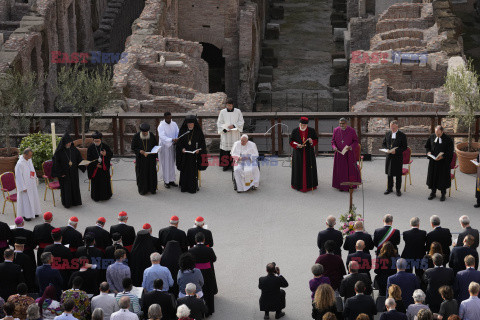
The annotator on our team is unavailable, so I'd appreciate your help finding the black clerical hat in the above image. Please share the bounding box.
[185,115,196,124]
[112,232,122,241]
[140,123,150,132]
[14,237,26,245]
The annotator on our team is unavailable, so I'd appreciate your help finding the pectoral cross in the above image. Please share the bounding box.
[341,140,344,144]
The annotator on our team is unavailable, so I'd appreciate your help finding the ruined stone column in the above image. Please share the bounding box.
[224,0,240,103]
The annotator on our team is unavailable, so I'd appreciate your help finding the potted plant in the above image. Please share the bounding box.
[19,133,61,177]
[444,58,480,174]
[55,64,121,159]
[0,69,39,174]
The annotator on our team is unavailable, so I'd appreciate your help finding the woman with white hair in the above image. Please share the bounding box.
[176,305,193,320]
[406,289,430,320]
[147,304,162,320]
[91,308,104,320]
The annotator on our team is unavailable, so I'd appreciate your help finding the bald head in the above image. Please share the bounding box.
[326,216,336,228]
[118,296,130,309]
[349,261,359,273]
[356,240,365,251]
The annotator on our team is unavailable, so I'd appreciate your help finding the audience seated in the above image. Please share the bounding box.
[406,290,430,320]
[343,281,376,320]
[437,286,458,320]
[339,261,372,300]
[315,240,346,291]
[310,264,330,300]
[311,284,341,320]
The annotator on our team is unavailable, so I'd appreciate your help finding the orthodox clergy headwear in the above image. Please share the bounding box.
[140,123,150,132]
[185,115,196,124]
[112,232,122,241]
[14,237,26,245]
[92,131,103,139]
[55,133,73,153]
[300,117,309,124]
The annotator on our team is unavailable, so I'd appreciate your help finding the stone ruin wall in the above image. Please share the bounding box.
[345,0,463,153]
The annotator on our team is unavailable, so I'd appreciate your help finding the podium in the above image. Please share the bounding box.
[340,181,362,211]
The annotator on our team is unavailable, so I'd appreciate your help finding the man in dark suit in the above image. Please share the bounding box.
[9,217,36,265]
[317,215,343,255]
[339,261,372,299]
[316,240,346,290]
[387,258,420,307]
[343,221,374,254]
[456,215,479,250]
[258,262,288,320]
[423,253,455,312]
[455,255,480,303]
[0,249,24,300]
[426,215,452,258]
[449,235,479,274]
[343,281,377,320]
[44,228,73,289]
[36,251,63,298]
[33,212,55,266]
[373,214,401,255]
[158,216,188,252]
[84,217,112,252]
[142,279,176,320]
[109,211,136,252]
[177,283,208,320]
[382,120,408,196]
[0,220,12,262]
[380,298,408,320]
[346,240,372,277]
[402,217,427,277]
[60,216,84,253]
[187,216,213,248]
[13,237,36,292]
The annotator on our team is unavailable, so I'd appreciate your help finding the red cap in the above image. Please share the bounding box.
[43,212,53,220]
[143,223,151,230]
[69,216,78,223]
[195,216,204,222]
[51,228,61,235]
[98,217,106,223]
[118,211,127,217]
[300,117,309,124]
[170,215,179,222]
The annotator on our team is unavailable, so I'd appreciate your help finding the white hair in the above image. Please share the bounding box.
[150,252,161,262]
[413,289,426,303]
[326,216,336,227]
[91,308,104,320]
[385,298,396,308]
[241,134,249,140]
[68,220,77,227]
[430,215,440,226]
[176,305,191,318]
[460,215,470,226]
[185,283,196,295]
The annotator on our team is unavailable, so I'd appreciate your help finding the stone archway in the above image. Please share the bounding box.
[200,42,225,93]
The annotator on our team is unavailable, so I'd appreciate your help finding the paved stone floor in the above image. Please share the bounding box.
[1,157,479,319]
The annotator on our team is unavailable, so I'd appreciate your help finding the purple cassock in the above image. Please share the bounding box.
[331,126,362,191]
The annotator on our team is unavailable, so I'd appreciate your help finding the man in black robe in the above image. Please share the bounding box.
[187,216,214,248]
[33,212,54,266]
[158,216,188,252]
[60,216,84,253]
[131,123,158,195]
[425,125,454,201]
[87,131,113,201]
[13,237,36,292]
[10,216,36,264]
[44,228,73,289]
[0,221,12,262]
[475,153,480,208]
[188,232,218,316]
[289,117,318,192]
[382,120,407,196]
[84,217,112,252]
[176,115,208,194]
[51,133,86,208]
[110,211,136,252]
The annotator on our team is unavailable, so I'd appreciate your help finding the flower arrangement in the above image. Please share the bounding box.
[339,205,364,236]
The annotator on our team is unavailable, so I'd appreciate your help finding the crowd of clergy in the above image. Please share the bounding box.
[258,213,480,320]
[0,211,216,320]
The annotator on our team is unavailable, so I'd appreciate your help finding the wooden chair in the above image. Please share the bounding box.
[0,172,17,217]
[42,160,60,207]
[402,147,413,191]
[449,152,458,197]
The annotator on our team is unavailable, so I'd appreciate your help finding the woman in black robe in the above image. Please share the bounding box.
[176,115,208,193]
[51,133,86,208]
[160,240,182,297]
[131,123,158,195]
[130,229,157,286]
[87,131,113,201]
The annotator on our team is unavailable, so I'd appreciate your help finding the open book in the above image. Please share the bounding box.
[221,124,238,132]
[145,146,161,155]
[79,160,92,166]
[185,148,202,154]
[379,147,398,154]
[428,152,444,160]
[338,145,350,155]
[471,160,480,167]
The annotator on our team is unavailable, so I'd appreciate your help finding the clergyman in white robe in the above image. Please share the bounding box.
[217,102,244,170]
[158,116,179,185]
[231,135,260,192]
[14,151,41,219]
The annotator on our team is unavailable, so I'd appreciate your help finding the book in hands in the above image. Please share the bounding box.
[471,160,480,167]
[79,160,92,166]
[379,147,398,154]
[221,124,238,132]
[338,145,350,155]
[428,152,444,160]
[185,148,202,154]
[145,146,161,155]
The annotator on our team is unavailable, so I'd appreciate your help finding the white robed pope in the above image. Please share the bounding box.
[14,151,41,219]
[231,135,260,192]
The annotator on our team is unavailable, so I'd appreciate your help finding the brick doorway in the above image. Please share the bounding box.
[200,42,225,93]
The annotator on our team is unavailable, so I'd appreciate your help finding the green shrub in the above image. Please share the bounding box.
[19,133,61,171]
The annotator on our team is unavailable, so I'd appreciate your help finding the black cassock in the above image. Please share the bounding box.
[382,130,407,176]
[87,143,113,201]
[189,244,218,314]
[476,154,480,204]
[51,135,86,208]
[425,133,453,190]
[131,132,158,195]
[176,124,208,194]
[289,127,318,192]
[13,251,36,292]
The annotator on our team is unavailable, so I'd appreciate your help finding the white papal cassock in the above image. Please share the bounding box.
[14,155,41,219]
[217,108,244,151]
[158,120,179,183]
[231,140,260,192]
